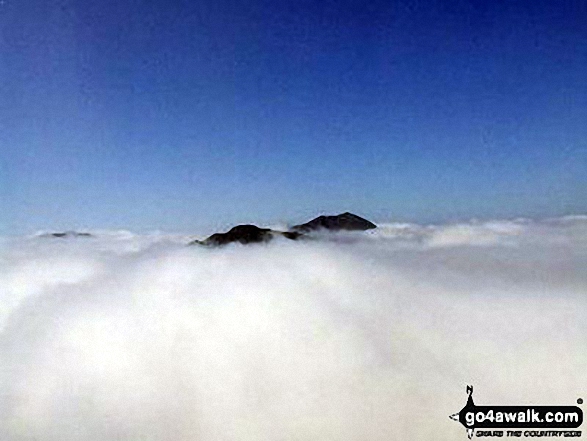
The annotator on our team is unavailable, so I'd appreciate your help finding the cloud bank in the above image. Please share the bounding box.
[0,217,585,440]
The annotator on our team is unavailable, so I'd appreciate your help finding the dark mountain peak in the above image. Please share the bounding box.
[189,212,376,247]
[190,224,299,247]
[291,212,377,232]
[226,224,271,237]
[39,231,93,239]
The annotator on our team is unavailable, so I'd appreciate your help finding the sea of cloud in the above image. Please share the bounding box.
[0,216,585,440]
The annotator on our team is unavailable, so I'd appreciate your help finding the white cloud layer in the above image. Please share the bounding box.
[0,217,586,440]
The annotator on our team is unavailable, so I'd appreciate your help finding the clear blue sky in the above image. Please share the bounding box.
[1,0,586,234]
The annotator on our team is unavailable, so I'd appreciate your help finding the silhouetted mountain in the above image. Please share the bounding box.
[39,231,93,238]
[291,212,376,232]
[189,225,301,247]
[189,213,376,247]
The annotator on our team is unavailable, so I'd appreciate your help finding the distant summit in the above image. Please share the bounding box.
[39,231,93,239]
[190,212,376,247]
[291,212,377,232]
[189,225,301,247]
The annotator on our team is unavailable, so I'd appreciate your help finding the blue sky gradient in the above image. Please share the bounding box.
[1,0,586,234]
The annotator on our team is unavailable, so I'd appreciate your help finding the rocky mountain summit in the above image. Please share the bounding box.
[291,212,377,232]
[191,212,376,247]
[39,231,93,239]
[189,225,301,247]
